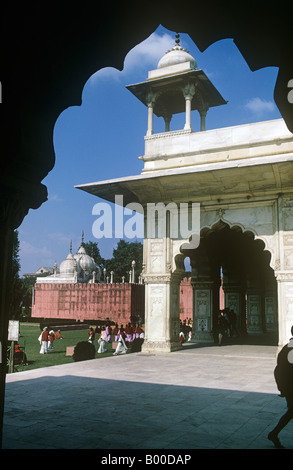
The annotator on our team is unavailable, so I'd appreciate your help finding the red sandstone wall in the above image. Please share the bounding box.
[32,283,145,325]
[32,278,223,325]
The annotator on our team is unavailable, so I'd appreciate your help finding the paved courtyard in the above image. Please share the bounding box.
[2,341,293,450]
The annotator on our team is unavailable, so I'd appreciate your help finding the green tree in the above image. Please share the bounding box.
[19,276,36,320]
[9,230,23,319]
[104,240,143,282]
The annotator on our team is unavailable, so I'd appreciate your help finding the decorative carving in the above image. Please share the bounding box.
[142,340,181,352]
[144,129,192,141]
[197,319,208,332]
[150,255,162,272]
[275,272,293,281]
[216,208,226,220]
[143,273,182,285]
[150,241,162,252]
[182,82,196,100]
[285,250,293,269]
[150,298,163,318]
[146,90,158,107]
[283,234,293,246]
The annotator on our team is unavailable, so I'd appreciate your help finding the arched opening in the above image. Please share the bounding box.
[181,221,278,345]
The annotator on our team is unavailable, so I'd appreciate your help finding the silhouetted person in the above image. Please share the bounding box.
[228,309,238,337]
[268,326,293,448]
[217,311,228,346]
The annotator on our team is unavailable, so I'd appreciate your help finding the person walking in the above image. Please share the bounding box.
[39,327,49,354]
[97,327,108,353]
[217,311,227,346]
[48,330,55,351]
[113,330,128,355]
[268,326,293,448]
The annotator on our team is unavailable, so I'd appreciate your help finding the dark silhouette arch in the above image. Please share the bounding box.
[0,2,291,445]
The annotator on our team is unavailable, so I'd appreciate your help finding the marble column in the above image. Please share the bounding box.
[147,103,154,136]
[141,233,184,353]
[146,91,157,136]
[164,114,172,132]
[264,293,277,332]
[276,273,293,346]
[246,288,263,334]
[183,83,195,131]
[142,272,182,352]
[191,278,214,341]
[199,108,208,131]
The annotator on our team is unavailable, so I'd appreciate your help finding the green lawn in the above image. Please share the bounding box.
[8,323,120,373]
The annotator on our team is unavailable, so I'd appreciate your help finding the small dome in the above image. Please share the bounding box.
[60,252,79,276]
[157,34,197,70]
[158,45,197,69]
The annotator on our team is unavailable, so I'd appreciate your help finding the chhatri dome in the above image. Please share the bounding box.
[125,32,226,135]
[157,33,197,69]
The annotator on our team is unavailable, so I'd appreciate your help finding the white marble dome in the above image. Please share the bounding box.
[75,245,96,274]
[158,44,197,69]
[60,252,79,277]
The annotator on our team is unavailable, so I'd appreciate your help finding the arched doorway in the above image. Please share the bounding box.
[182,221,278,344]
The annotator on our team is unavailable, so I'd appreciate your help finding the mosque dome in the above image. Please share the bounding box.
[75,238,96,275]
[157,33,197,70]
[78,251,96,273]
[60,251,79,277]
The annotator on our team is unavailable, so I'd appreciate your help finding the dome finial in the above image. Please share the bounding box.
[81,230,84,246]
[175,32,180,46]
[70,240,72,253]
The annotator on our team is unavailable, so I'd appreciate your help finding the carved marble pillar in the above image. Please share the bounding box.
[263,273,278,333]
[142,272,182,352]
[264,292,278,332]
[163,113,172,132]
[183,82,195,131]
[246,288,263,334]
[146,91,157,136]
[191,278,214,341]
[142,236,183,353]
[276,273,293,346]
[275,196,293,346]
[199,108,208,131]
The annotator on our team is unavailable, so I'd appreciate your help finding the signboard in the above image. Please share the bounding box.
[8,320,19,342]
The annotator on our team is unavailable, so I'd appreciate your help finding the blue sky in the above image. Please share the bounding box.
[18,25,282,275]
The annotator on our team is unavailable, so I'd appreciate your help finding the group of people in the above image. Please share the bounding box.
[179,319,193,343]
[88,322,145,355]
[179,309,239,346]
[38,327,63,354]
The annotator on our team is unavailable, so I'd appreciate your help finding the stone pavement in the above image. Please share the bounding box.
[2,341,293,450]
